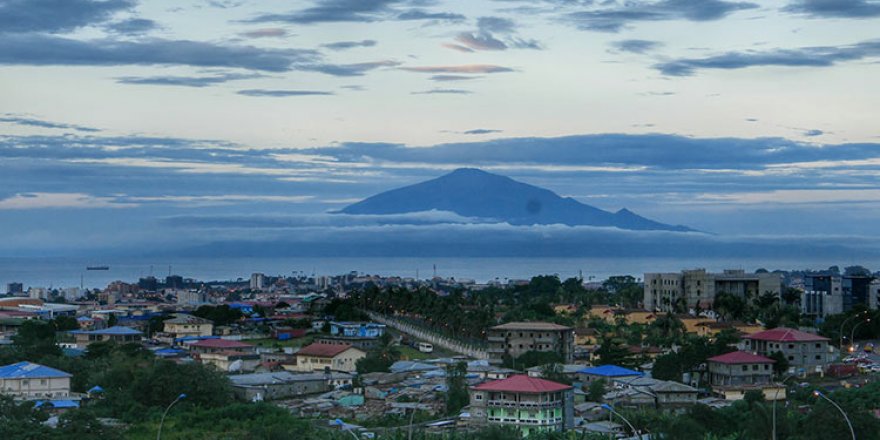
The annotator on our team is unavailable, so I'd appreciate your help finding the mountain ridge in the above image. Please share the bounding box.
[339,168,694,232]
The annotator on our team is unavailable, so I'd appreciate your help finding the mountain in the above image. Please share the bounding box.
[339,168,694,232]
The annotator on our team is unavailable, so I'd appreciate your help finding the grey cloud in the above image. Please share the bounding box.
[116,72,263,87]
[454,33,508,51]
[0,34,318,72]
[804,129,824,137]
[400,64,514,74]
[105,18,158,35]
[463,129,502,135]
[0,115,101,132]
[442,43,475,53]
[784,0,880,18]
[477,16,517,33]
[247,0,396,24]
[397,10,466,21]
[239,28,288,38]
[655,40,880,76]
[411,88,473,94]
[321,39,378,50]
[610,39,664,54]
[564,0,759,33]
[451,16,541,52]
[429,74,481,81]
[301,60,400,76]
[237,89,334,97]
[0,0,134,34]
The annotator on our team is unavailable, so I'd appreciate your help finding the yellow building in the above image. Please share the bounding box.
[163,313,213,339]
[289,343,366,373]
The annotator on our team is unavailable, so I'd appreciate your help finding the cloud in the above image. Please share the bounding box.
[654,39,880,76]
[0,115,101,132]
[321,39,377,50]
[804,129,824,137]
[239,28,288,38]
[0,193,129,210]
[397,10,466,21]
[610,39,664,54]
[463,129,502,135]
[0,34,318,72]
[454,32,508,51]
[784,0,880,18]
[237,89,334,97]
[400,64,514,74]
[302,60,400,76]
[0,0,134,34]
[116,72,263,87]
[105,18,158,35]
[429,74,481,81]
[441,43,475,53]
[450,16,541,52]
[411,88,473,95]
[564,0,759,33]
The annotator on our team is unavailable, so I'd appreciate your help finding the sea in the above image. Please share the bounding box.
[0,255,871,291]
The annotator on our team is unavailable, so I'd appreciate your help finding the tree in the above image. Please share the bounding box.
[651,353,682,381]
[52,316,80,332]
[768,351,790,377]
[588,379,606,402]
[503,351,564,370]
[12,320,61,360]
[713,293,748,322]
[356,333,400,374]
[594,338,634,368]
[445,362,468,415]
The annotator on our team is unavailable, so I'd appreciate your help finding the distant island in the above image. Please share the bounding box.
[340,168,694,232]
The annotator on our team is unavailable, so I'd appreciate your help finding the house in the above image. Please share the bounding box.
[707,350,786,401]
[67,326,143,349]
[289,343,365,373]
[199,351,260,373]
[526,364,585,382]
[577,365,642,385]
[487,322,574,364]
[162,314,213,340]
[743,327,832,374]
[187,338,256,355]
[230,371,354,401]
[468,374,574,437]
[314,321,387,350]
[0,362,71,400]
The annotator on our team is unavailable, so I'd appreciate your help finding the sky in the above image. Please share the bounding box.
[1,0,880,257]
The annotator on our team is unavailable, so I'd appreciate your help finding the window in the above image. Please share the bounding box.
[752,365,759,371]
[815,355,821,360]
[815,343,821,349]
[788,356,794,361]
[788,344,795,349]
[742,365,748,372]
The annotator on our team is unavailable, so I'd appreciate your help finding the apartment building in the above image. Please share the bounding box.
[707,351,785,401]
[468,374,573,437]
[743,327,832,374]
[487,322,574,364]
[644,269,782,313]
[0,362,71,401]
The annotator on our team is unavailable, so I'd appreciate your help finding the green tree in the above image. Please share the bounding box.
[445,362,469,415]
[588,379,606,402]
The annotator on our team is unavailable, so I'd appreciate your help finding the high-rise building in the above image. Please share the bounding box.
[250,273,266,291]
[802,273,877,317]
[486,322,574,364]
[5,283,23,295]
[643,269,783,313]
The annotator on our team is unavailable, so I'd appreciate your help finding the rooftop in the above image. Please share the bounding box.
[297,342,359,358]
[707,351,775,365]
[490,322,572,331]
[578,365,643,377]
[69,325,143,336]
[472,374,571,393]
[745,327,829,342]
[0,362,72,379]
[189,338,254,349]
[165,314,212,325]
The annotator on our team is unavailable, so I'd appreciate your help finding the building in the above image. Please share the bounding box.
[0,362,71,400]
[230,371,354,401]
[577,365,643,385]
[315,321,388,350]
[644,269,782,312]
[706,351,785,401]
[163,314,214,340]
[601,376,698,411]
[199,351,260,373]
[289,342,365,373]
[177,290,207,306]
[5,283,24,295]
[68,326,144,349]
[468,374,573,437]
[487,322,574,364]
[250,273,266,291]
[187,338,256,356]
[743,327,832,374]
[802,273,879,317]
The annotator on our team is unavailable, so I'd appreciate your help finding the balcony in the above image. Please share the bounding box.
[487,399,563,409]
[487,336,506,342]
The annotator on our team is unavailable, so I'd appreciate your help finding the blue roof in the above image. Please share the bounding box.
[69,325,143,336]
[35,400,79,409]
[0,362,72,379]
[578,365,643,377]
[88,385,104,394]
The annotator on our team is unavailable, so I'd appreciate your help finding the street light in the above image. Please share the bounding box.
[600,403,644,439]
[772,375,796,440]
[157,393,186,440]
[813,390,856,440]
[839,311,868,351]
[331,419,360,440]
[849,319,871,352]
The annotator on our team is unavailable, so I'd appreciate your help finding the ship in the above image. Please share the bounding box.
[86,266,110,271]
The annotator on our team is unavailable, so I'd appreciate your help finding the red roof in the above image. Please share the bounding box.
[746,327,829,342]
[190,339,254,349]
[707,351,775,364]
[472,374,572,393]
[296,342,357,358]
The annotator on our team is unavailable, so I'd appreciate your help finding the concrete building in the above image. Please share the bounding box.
[68,326,144,349]
[706,351,785,401]
[468,374,573,437]
[250,273,266,291]
[0,362,71,400]
[6,283,23,295]
[315,321,388,350]
[802,274,878,317]
[487,322,574,364]
[188,338,256,356]
[199,351,260,373]
[577,365,643,386]
[163,314,214,340]
[644,269,782,312]
[177,290,207,306]
[230,371,354,401]
[743,328,832,374]
[602,376,699,411]
[290,343,366,373]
